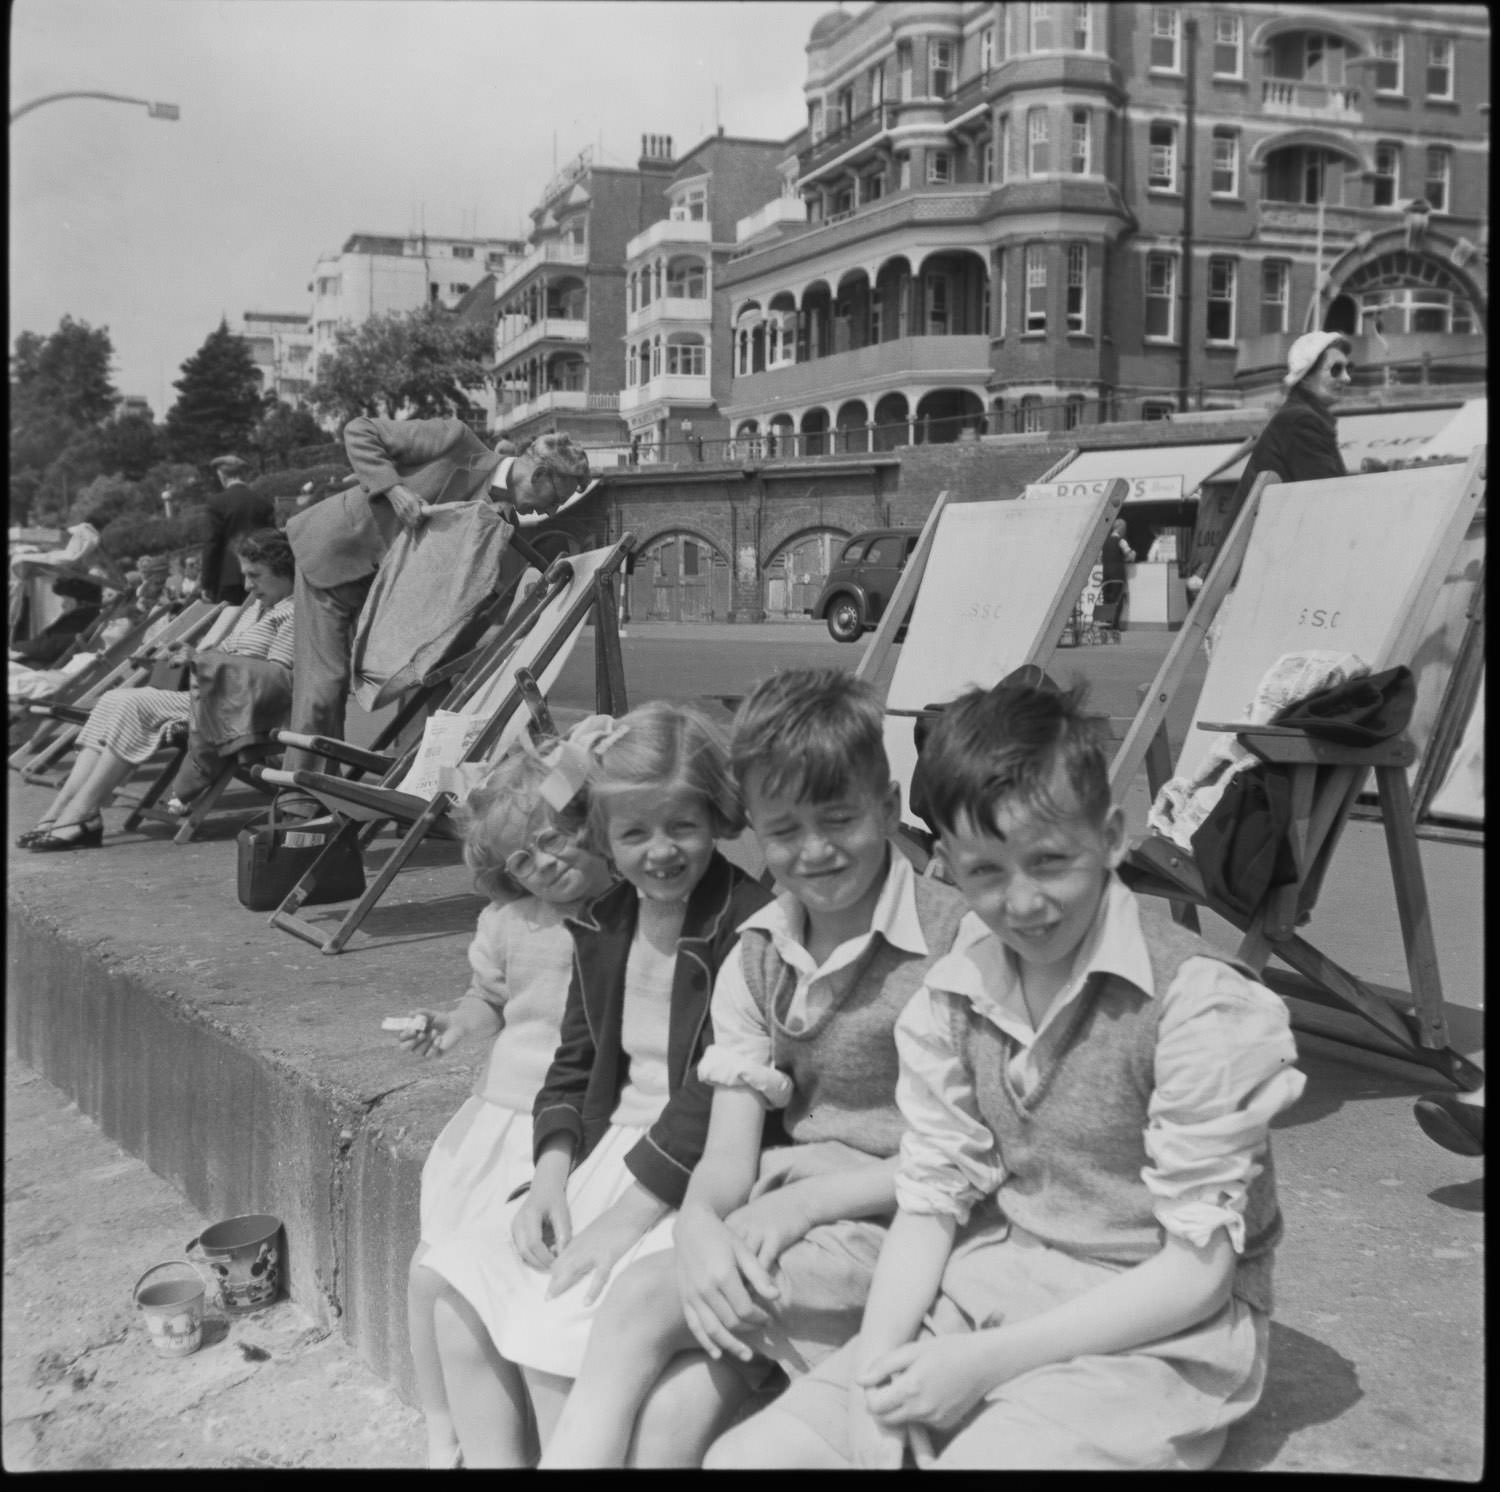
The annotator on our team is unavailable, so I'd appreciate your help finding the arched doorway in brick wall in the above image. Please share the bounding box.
[763,529,846,620]
[630,532,732,623]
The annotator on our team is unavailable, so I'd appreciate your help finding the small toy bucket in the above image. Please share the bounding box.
[133,1260,206,1358]
[185,1213,283,1316]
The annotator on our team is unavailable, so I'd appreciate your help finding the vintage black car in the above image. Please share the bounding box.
[808,528,921,642]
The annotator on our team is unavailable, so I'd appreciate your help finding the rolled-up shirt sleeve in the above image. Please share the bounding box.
[893,987,1006,1224]
[696,941,794,1108]
[1143,957,1307,1250]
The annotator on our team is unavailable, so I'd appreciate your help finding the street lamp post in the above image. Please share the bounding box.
[10,91,180,125]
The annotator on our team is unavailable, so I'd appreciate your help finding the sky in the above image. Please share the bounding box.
[9,0,824,414]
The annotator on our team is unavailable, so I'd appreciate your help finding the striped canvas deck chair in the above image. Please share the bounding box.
[10,599,228,782]
[1110,450,1486,1089]
[261,534,633,954]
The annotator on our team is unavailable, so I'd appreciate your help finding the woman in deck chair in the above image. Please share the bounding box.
[17,530,296,852]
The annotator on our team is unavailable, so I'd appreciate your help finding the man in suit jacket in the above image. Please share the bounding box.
[202,455,276,604]
[281,419,592,778]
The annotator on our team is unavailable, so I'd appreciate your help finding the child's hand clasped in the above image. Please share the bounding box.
[725,1184,814,1272]
[513,1182,572,1270]
[674,1206,780,1362]
[857,1333,994,1432]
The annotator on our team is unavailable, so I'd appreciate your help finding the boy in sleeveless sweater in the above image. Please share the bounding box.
[541,670,968,1467]
[708,681,1306,1470]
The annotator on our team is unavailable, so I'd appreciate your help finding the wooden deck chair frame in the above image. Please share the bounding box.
[1109,451,1486,1090]
[10,599,226,781]
[114,534,562,844]
[856,477,1129,833]
[264,534,633,954]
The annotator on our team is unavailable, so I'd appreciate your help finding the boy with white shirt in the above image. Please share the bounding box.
[540,669,968,1467]
[708,680,1306,1470]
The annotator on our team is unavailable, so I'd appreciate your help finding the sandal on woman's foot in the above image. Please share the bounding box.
[28,818,104,852]
[15,821,56,847]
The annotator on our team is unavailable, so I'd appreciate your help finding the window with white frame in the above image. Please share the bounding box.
[1142,401,1174,421]
[995,247,1008,336]
[1425,148,1451,212]
[869,64,885,107]
[926,272,951,335]
[862,169,885,203]
[1212,15,1242,76]
[1150,8,1180,71]
[1144,253,1175,339]
[899,155,912,190]
[452,245,474,259]
[1028,108,1050,174]
[1211,130,1238,195]
[928,151,953,184]
[1030,3,1056,51]
[980,25,996,71]
[1064,394,1085,429]
[1021,396,1045,432]
[1426,37,1453,99]
[1373,143,1400,207]
[1070,109,1090,173]
[1025,245,1047,332]
[1066,243,1087,332]
[1206,257,1236,342]
[1260,261,1289,334]
[1072,2,1091,50]
[1374,33,1403,93]
[651,337,662,376]
[980,137,994,183]
[981,272,991,335]
[667,261,706,298]
[1148,122,1177,191]
[666,339,705,376]
[809,100,824,141]
[930,38,954,97]
[997,114,1011,181]
[835,86,855,132]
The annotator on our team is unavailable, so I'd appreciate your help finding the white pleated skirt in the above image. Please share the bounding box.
[418,1096,536,1247]
[421,1121,676,1379]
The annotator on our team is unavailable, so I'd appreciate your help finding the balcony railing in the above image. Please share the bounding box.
[625,215,713,260]
[626,294,713,334]
[498,388,620,428]
[492,241,589,302]
[728,333,990,407]
[493,316,589,361]
[735,196,808,244]
[1261,79,1361,121]
[618,372,713,413]
[798,104,899,177]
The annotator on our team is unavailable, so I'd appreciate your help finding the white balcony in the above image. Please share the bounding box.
[735,196,808,244]
[492,241,589,301]
[618,373,713,413]
[494,316,589,362]
[500,389,619,427]
[626,295,713,334]
[625,215,713,260]
[1261,79,1362,122]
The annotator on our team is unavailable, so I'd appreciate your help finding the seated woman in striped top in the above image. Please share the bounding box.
[18,529,296,852]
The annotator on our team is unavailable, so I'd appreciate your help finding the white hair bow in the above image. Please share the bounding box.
[538,714,630,810]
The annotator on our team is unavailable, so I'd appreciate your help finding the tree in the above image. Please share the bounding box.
[248,399,326,471]
[10,316,118,526]
[309,306,492,424]
[164,318,264,465]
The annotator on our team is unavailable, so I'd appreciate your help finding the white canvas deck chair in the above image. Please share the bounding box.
[262,535,632,954]
[1110,451,1486,1089]
[10,598,229,783]
[856,479,1129,837]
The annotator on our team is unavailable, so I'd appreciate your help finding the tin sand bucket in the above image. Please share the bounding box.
[185,1214,283,1315]
[133,1260,206,1357]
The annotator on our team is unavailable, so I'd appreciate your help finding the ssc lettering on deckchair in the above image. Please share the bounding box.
[1296,608,1341,630]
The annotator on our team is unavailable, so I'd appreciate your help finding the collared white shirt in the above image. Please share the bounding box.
[697,850,928,1108]
[893,876,1306,1251]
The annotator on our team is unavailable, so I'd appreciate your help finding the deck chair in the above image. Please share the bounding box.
[118,536,557,846]
[10,599,227,781]
[262,534,633,954]
[1109,450,1486,1089]
[856,480,1129,832]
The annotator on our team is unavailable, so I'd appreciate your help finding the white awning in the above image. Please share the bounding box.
[1043,441,1248,503]
[1416,398,1487,460]
[1214,405,1460,484]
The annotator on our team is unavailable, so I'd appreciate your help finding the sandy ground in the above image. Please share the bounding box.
[3,1057,423,1471]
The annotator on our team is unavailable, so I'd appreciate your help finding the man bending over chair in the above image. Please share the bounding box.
[280,420,592,788]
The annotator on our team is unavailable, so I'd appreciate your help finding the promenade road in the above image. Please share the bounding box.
[6,620,1483,1472]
